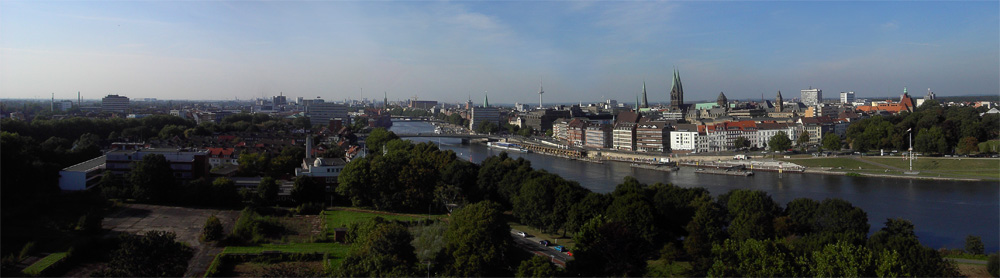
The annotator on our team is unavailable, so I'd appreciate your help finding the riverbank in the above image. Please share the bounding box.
[783,156,998,182]
[491,138,993,182]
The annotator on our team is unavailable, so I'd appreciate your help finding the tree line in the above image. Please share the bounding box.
[332,128,965,277]
[847,101,999,154]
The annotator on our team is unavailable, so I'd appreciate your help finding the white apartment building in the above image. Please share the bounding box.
[801,88,823,106]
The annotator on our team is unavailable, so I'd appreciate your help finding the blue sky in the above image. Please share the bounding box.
[2,1,997,104]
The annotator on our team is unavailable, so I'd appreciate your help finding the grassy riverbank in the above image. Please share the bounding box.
[780,156,1000,181]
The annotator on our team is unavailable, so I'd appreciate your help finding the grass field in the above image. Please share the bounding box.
[646,260,691,277]
[781,156,1000,180]
[21,252,67,276]
[863,157,1000,180]
[222,242,349,255]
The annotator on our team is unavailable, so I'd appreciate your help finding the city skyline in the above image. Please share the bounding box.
[2,1,998,103]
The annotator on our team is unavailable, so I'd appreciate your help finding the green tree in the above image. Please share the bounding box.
[733,136,750,150]
[564,192,610,234]
[158,125,185,139]
[210,177,242,207]
[96,231,193,277]
[129,154,176,202]
[339,220,418,277]
[684,196,728,276]
[441,201,512,277]
[237,152,270,176]
[769,131,792,152]
[517,126,535,137]
[475,121,500,134]
[915,126,949,154]
[720,189,780,241]
[707,238,803,277]
[797,131,811,148]
[516,256,557,278]
[512,175,556,231]
[867,218,959,277]
[822,133,842,151]
[965,235,985,255]
[200,215,224,242]
[292,116,312,130]
[366,128,400,155]
[291,176,325,205]
[256,177,279,206]
[809,241,907,277]
[569,215,650,277]
[957,136,979,154]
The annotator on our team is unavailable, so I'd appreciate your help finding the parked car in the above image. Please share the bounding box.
[517,231,527,237]
[539,240,550,246]
[554,245,568,252]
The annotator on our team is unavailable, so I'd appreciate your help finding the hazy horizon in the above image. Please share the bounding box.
[2,1,998,104]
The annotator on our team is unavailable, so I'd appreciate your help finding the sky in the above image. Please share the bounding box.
[2,1,998,104]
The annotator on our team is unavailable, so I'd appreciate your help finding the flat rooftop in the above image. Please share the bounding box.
[62,156,106,172]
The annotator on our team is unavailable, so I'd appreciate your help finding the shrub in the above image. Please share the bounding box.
[201,215,224,242]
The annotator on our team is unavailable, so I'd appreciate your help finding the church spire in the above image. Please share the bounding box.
[484,91,489,107]
[641,81,649,108]
[670,68,684,111]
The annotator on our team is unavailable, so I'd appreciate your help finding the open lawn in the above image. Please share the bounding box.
[21,252,67,276]
[863,157,1000,180]
[783,157,890,170]
[780,156,1000,180]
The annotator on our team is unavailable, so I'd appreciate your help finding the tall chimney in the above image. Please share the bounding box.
[305,135,312,159]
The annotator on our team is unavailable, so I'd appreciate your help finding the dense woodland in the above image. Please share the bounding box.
[2,109,999,276]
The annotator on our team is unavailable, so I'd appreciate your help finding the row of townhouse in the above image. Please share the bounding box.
[552,109,857,153]
[554,112,674,153]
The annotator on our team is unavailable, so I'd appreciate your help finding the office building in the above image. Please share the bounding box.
[840,91,855,104]
[801,88,822,106]
[306,102,349,126]
[102,94,129,113]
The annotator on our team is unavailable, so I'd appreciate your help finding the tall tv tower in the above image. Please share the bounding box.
[538,78,544,109]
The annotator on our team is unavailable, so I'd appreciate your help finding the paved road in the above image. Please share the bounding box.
[509,229,573,266]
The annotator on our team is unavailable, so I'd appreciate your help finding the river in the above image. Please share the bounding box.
[390,121,999,252]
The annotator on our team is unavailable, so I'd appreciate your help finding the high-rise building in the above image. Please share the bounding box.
[669,69,685,111]
[840,91,855,104]
[306,102,349,126]
[470,106,500,131]
[273,94,287,106]
[102,94,129,113]
[801,88,822,106]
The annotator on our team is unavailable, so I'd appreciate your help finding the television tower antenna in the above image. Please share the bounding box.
[538,77,544,109]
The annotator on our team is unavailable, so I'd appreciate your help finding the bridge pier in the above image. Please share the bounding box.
[461,138,469,145]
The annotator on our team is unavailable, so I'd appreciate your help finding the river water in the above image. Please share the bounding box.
[390,121,999,252]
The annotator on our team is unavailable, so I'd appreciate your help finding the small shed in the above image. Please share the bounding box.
[333,228,348,243]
